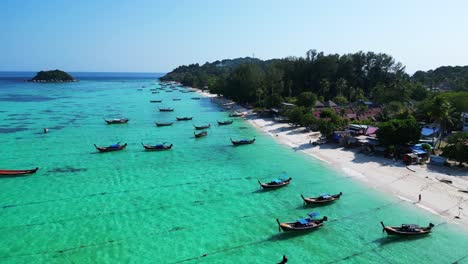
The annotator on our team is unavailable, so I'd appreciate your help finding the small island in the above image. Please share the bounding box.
[29,69,77,82]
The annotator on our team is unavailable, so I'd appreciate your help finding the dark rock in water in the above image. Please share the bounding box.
[28,69,77,82]
[0,127,29,133]
[47,166,88,173]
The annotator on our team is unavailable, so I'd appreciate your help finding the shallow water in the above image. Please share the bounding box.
[0,76,467,263]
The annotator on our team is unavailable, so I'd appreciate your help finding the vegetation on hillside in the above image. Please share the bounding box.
[412,66,468,91]
[30,70,76,82]
[442,132,468,165]
[161,50,468,149]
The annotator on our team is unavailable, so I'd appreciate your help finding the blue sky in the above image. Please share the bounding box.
[1,0,467,73]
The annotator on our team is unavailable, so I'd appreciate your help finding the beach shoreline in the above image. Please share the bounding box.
[194,88,468,230]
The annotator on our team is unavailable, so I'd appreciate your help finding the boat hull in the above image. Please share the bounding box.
[95,144,127,153]
[0,167,39,176]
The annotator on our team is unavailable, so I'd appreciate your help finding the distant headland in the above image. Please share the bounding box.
[28,70,78,82]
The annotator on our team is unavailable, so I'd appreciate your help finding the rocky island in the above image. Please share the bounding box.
[29,70,77,82]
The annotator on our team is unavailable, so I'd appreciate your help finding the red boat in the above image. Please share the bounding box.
[194,131,208,138]
[231,138,255,146]
[258,177,292,189]
[0,167,39,176]
[141,143,173,151]
[104,118,129,124]
[194,124,210,130]
[380,222,434,236]
[94,143,127,152]
[276,213,328,232]
[301,192,342,205]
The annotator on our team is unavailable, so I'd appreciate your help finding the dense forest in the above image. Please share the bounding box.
[161,50,468,163]
[161,50,429,106]
[412,66,468,91]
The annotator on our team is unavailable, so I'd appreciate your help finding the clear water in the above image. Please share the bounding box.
[0,75,467,264]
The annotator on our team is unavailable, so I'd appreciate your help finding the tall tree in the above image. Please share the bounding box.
[377,118,421,147]
[442,132,468,166]
[428,96,455,148]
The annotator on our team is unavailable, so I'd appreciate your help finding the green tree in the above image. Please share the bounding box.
[376,118,421,147]
[333,95,348,105]
[285,106,307,126]
[427,96,455,148]
[317,120,336,136]
[296,92,317,108]
[300,113,317,127]
[442,132,468,166]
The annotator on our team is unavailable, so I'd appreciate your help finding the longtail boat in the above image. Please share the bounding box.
[194,124,210,130]
[301,192,342,205]
[217,120,233,125]
[173,98,181,101]
[194,131,208,138]
[231,138,255,146]
[0,167,39,176]
[229,112,244,117]
[276,213,328,232]
[94,143,127,153]
[258,177,292,189]
[191,97,201,100]
[150,100,162,103]
[155,122,173,127]
[105,118,129,124]
[159,108,174,112]
[176,117,193,121]
[380,222,434,236]
[141,143,173,151]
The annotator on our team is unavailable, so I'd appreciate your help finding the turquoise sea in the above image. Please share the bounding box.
[0,73,467,264]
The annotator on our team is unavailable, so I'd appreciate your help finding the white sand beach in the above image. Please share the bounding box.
[197,90,468,229]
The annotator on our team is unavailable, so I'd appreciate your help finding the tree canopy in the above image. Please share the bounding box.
[160,50,417,107]
[30,70,75,82]
[442,132,468,165]
[376,118,421,147]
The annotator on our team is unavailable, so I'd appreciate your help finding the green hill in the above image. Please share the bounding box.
[29,70,77,82]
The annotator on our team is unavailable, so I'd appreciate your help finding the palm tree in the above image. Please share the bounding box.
[428,96,455,148]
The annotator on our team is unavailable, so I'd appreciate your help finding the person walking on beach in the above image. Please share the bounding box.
[278,255,288,264]
[418,194,421,202]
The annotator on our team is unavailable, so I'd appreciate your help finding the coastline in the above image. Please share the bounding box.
[194,88,468,230]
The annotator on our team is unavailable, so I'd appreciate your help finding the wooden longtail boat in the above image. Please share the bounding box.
[276,213,328,232]
[141,143,173,151]
[301,192,342,205]
[0,167,39,176]
[105,118,129,124]
[194,131,208,138]
[176,117,193,121]
[194,124,210,130]
[173,98,181,101]
[94,143,127,152]
[380,222,434,236]
[231,138,255,146]
[159,108,174,112]
[155,122,173,127]
[191,97,201,100]
[258,177,292,189]
[150,100,162,103]
[217,120,233,125]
